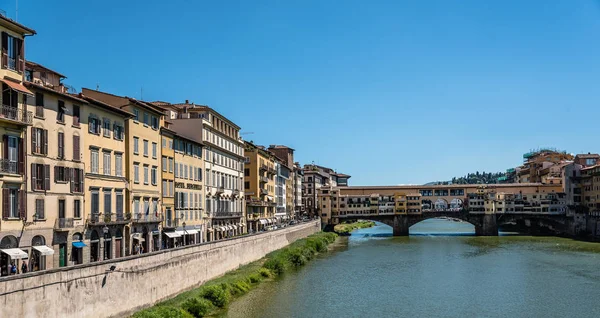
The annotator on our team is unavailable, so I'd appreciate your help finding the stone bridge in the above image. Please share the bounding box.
[337,211,572,236]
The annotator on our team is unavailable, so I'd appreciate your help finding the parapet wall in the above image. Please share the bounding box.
[0,220,321,318]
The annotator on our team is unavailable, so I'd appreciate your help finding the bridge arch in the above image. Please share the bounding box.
[434,199,448,210]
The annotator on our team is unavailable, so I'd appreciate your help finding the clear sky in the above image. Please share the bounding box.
[5,0,600,185]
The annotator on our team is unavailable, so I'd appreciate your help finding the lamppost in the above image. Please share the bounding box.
[182,221,186,246]
[102,225,109,260]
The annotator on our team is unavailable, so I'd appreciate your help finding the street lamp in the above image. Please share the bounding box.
[182,221,187,246]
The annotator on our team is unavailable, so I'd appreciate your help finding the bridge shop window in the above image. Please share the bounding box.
[434,189,448,196]
[450,189,464,196]
[419,190,432,196]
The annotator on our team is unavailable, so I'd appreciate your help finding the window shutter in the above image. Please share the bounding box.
[69,168,74,193]
[19,189,25,220]
[31,164,37,190]
[58,132,64,159]
[79,169,84,192]
[18,137,23,174]
[54,165,58,182]
[73,135,80,161]
[43,129,48,155]
[31,127,36,154]
[44,164,50,190]
[2,188,8,219]
[1,32,7,69]
[17,39,23,73]
[88,118,93,133]
[2,135,7,160]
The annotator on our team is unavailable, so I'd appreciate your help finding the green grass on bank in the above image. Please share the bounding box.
[131,231,338,318]
[333,220,375,235]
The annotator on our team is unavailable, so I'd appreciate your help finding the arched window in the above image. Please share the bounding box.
[31,235,45,246]
[72,232,83,241]
[0,235,18,249]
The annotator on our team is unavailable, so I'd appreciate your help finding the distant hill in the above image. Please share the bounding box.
[425,171,505,185]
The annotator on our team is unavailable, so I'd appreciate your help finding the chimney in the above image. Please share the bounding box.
[185,99,189,104]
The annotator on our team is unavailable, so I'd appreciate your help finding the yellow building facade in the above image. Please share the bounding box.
[244,141,276,232]
[81,89,164,253]
[0,16,37,276]
[159,127,175,246]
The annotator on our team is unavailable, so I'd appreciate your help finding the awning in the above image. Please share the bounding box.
[175,230,187,236]
[267,219,273,224]
[259,219,267,225]
[1,248,28,259]
[132,233,145,241]
[32,245,55,256]
[152,230,160,235]
[186,229,199,235]
[1,79,34,96]
[72,241,87,248]
[164,231,181,238]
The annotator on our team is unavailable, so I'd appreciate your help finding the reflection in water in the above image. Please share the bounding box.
[225,219,600,318]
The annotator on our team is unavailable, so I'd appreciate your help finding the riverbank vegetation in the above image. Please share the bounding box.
[131,231,338,318]
[334,220,375,235]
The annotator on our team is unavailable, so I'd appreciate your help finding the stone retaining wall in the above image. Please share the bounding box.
[0,220,321,318]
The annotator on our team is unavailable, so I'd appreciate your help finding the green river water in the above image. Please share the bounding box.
[223,219,600,318]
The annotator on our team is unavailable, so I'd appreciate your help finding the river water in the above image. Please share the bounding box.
[224,219,600,318]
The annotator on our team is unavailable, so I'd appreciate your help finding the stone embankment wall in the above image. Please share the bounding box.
[0,220,321,318]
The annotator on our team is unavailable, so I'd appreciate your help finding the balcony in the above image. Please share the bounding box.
[260,176,269,183]
[213,212,243,219]
[216,185,225,194]
[260,164,268,171]
[54,218,74,230]
[247,199,268,207]
[164,217,180,228]
[0,104,32,125]
[132,213,162,223]
[88,213,130,225]
[233,189,241,196]
[0,159,19,175]
[260,188,268,195]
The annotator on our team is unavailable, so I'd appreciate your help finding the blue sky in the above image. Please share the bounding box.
[6,1,600,185]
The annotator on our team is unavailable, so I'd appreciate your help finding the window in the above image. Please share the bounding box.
[184,165,188,179]
[152,142,157,158]
[169,181,174,197]
[116,191,123,217]
[58,199,66,219]
[71,169,84,193]
[55,166,69,182]
[143,198,149,215]
[163,180,167,195]
[35,199,45,220]
[73,105,80,126]
[133,137,139,154]
[133,109,139,121]
[57,132,65,159]
[91,190,99,215]
[31,164,50,191]
[143,140,148,156]
[103,152,111,175]
[88,117,101,135]
[244,168,249,176]
[103,119,111,137]
[74,199,81,218]
[151,116,159,129]
[113,123,124,140]
[3,34,21,71]
[4,135,19,174]
[245,181,250,189]
[73,135,80,161]
[168,158,173,173]
[162,156,167,172]
[31,127,48,155]
[162,138,166,148]
[134,164,140,183]
[143,112,149,125]
[169,140,173,150]
[104,190,111,215]
[91,149,99,174]
[144,165,149,185]
[35,92,44,117]
[133,197,140,215]
[115,153,123,177]
[151,166,157,185]
[57,100,65,123]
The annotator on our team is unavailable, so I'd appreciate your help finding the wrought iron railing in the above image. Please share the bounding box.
[213,212,243,219]
[55,218,74,229]
[0,159,18,174]
[0,104,32,125]
[132,213,162,223]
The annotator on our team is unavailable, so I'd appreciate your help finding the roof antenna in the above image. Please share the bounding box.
[96,83,99,91]
[140,87,143,100]
[15,0,18,21]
